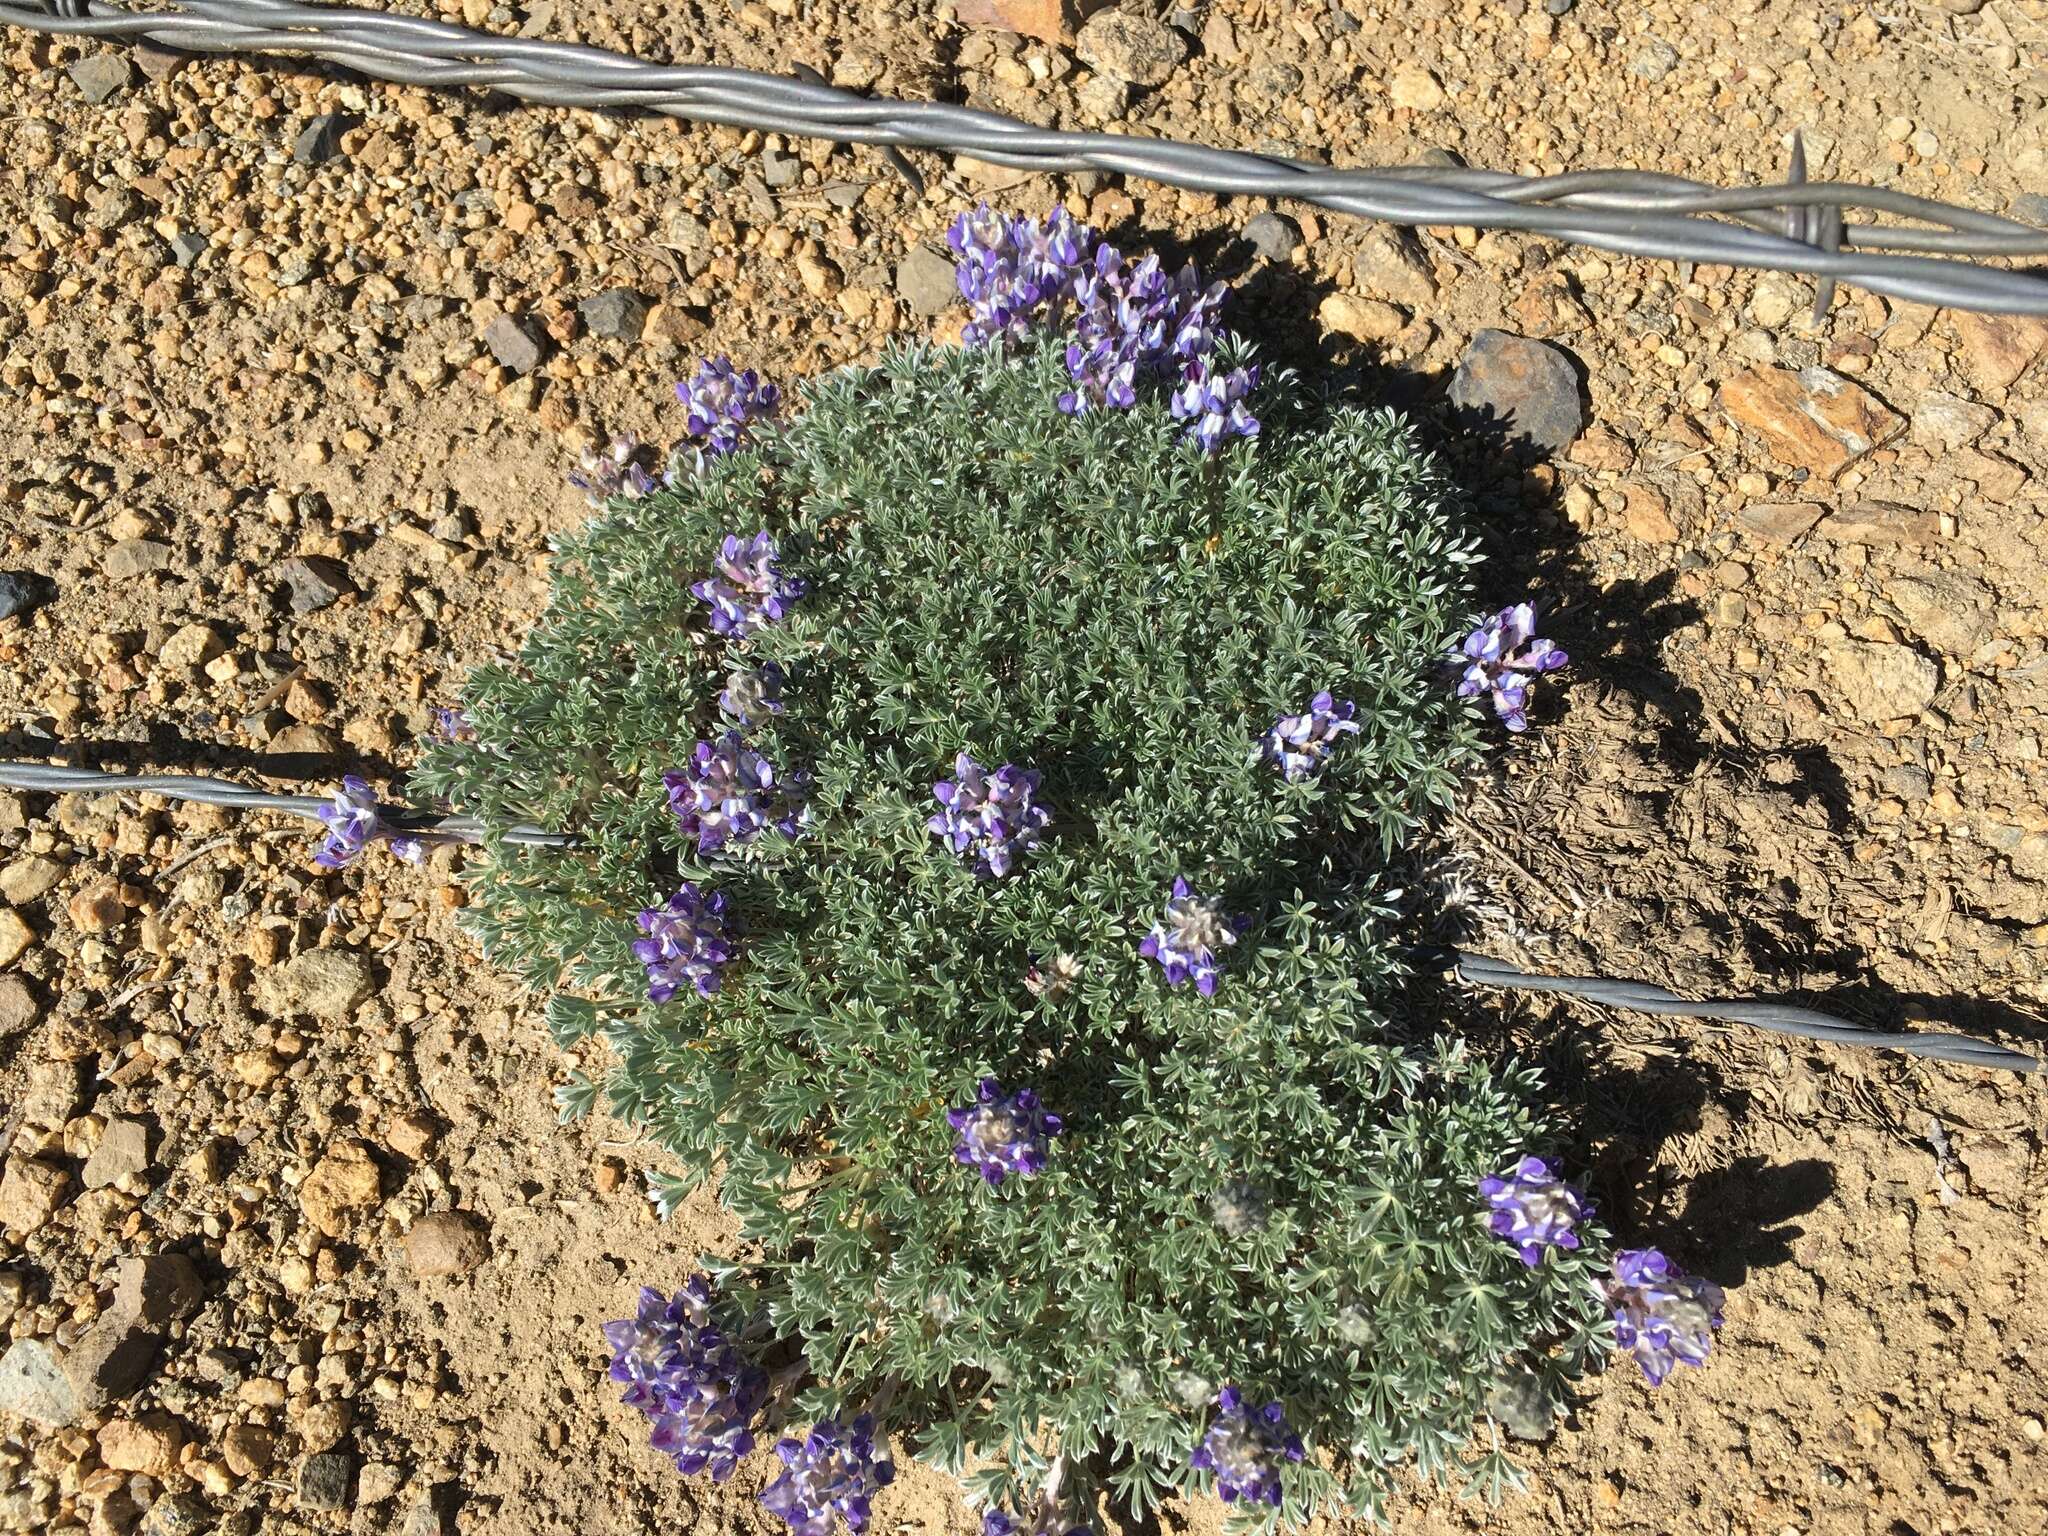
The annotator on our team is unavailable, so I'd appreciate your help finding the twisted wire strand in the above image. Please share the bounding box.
[0,760,575,847]
[1451,950,2039,1074]
[10,0,2048,312]
[0,761,2031,1071]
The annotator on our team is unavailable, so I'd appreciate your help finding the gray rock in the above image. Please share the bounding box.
[273,555,355,614]
[578,289,649,341]
[134,42,192,83]
[102,540,175,580]
[1243,212,1301,262]
[399,1503,447,1536]
[2011,193,2048,225]
[298,1453,353,1512]
[895,246,958,318]
[1909,390,1997,453]
[1827,641,1939,721]
[1074,72,1132,120]
[0,975,39,1036]
[0,1339,75,1427]
[760,149,802,190]
[1447,330,1585,452]
[169,232,208,269]
[83,1118,152,1190]
[0,571,53,622]
[483,313,547,375]
[253,949,376,1023]
[0,1325,158,1428]
[1076,11,1188,87]
[1350,226,1437,306]
[293,113,352,166]
[1631,39,1680,80]
[69,53,132,104]
[139,1491,214,1536]
[88,187,143,231]
[110,1254,203,1330]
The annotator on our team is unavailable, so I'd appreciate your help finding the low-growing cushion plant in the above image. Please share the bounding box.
[400,210,1717,1532]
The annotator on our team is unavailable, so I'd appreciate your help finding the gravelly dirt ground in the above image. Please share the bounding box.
[0,2,2046,1534]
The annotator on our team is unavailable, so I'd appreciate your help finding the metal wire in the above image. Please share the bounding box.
[1450,949,2040,1074]
[12,0,2048,313]
[0,761,2031,1072]
[0,760,575,847]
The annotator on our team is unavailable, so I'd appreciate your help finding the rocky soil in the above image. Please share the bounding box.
[0,2,2045,1534]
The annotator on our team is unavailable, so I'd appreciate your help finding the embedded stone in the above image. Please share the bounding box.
[578,289,649,341]
[69,53,132,104]
[403,1212,489,1277]
[483,313,547,375]
[1719,365,1904,476]
[1447,330,1585,451]
[83,1118,152,1190]
[895,245,958,318]
[1951,311,2048,391]
[1075,10,1186,86]
[253,948,375,1022]
[0,571,52,621]
[299,1139,383,1238]
[273,556,355,615]
[1735,501,1826,545]
[1243,212,1301,261]
[109,1253,203,1329]
[1827,642,1939,721]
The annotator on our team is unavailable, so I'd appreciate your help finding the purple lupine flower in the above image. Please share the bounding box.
[719,662,786,725]
[1479,1156,1589,1267]
[567,434,658,507]
[1169,358,1261,453]
[1600,1248,1724,1387]
[1138,878,1242,997]
[674,356,780,460]
[947,1079,1062,1186]
[928,752,1052,878]
[759,1414,895,1536]
[1457,603,1569,733]
[691,531,805,639]
[1059,249,1203,415]
[432,707,477,743]
[1262,690,1359,780]
[633,883,736,1001]
[664,733,801,855]
[948,204,1095,345]
[314,776,383,869]
[1190,1387,1305,1507]
[602,1278,766,1483]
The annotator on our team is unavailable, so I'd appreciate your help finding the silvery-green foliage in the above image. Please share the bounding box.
[413,335,1606,1526]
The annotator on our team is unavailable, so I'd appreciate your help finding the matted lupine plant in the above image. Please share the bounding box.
[401,208,1704,1530]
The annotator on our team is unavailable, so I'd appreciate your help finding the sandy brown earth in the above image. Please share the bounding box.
[0,1,2046,1534]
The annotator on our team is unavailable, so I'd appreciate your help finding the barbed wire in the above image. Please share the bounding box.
[1448,949,2038,1075]
[9,0,2048,314]
[0,761,2034,1073]
[0,760,575,847]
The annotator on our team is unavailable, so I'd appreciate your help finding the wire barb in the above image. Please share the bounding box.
[8,0,2048,312]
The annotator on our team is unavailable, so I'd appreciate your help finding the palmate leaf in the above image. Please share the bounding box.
[420,332,1607,1525]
